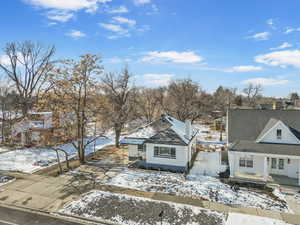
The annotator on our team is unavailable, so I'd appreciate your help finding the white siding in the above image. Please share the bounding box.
[229,151,300,179]
[268,158,299,178]
[128,145,146,159]
[229,152,265,175]
[258,121,300,145]
[146,143,188,167]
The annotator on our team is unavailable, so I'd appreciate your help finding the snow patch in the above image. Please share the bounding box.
[107,169,289,212]
[225,213,292,225]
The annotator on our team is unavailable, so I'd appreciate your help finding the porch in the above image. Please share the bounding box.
[229,151,300,186]
[230,173,299,187]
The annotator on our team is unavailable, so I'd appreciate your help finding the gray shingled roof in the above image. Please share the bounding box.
[145,127,187,146]
[229,140,300,156]
[228,109,300,143]
[123,115,199,145]
[256,118,279,142]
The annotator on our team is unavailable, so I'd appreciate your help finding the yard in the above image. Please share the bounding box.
[61,190,226,225]
[0,137,114,173]
[107,168,290,212]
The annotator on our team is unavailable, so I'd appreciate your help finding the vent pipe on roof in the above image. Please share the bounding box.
[185,120,191,140]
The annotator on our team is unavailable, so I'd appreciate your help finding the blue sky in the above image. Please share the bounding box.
[1,0,300,97]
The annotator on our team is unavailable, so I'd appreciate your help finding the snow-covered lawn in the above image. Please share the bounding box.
[0,137,114,173]
[225,213,292,225]
[61,190,225,225]
[107,169,289,212]
[0,175,15,186]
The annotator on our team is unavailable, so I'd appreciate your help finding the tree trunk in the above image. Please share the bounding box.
[115,127,121,148]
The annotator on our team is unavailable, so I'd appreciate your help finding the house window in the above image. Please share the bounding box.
[271,158,277,169]
[154,146,176,159]
[239,156,253,168]
[276,129,282,140]
[138,144,144,152]
[239,158,246,167]
[278,159,284,170]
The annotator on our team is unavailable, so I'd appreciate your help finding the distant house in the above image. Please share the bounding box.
[227,109,300,185]
[12,112,53,146]
[122,115,199,173]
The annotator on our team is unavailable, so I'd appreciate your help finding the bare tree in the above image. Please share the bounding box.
[243,83,263,107]
[0,41,55,116]
[136,87,164,123]
[164,79,204,122]
[101,67,136,148]
[51,54,103,163]
[0,82,18,142]
[213,86,237,114]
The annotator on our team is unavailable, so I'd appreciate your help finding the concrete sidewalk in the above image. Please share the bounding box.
[1,171,299,225]
[0,172,79,213]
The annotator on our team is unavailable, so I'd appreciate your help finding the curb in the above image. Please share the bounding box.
[0,201,114,225]
[56,212,121,225]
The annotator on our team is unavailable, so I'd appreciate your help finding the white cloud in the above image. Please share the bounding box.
[285,27,300,34]
[99,23,128,34]
[137,25,151,33]
[266,18,276,29]
[270,42,292,50]
[242,77,289,86]
[0,55,11,66]
[46,10,74,22]
[247,32,271,41]
[227,65,262,72]
[66,30,86,38]
[267,18,274,26]
[112,16,136,26]
[25,0,111,11]
[47,22,57,26]
[25,0,111,22]
[107,57,132,63]
[143,73,174,85]
[107,5,128,13]
[133,0,151,6]
[255,50,300,68]
[146,4,159,15]
[141,51,203,64]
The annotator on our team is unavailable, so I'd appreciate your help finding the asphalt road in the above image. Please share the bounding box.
[0,205,90,225]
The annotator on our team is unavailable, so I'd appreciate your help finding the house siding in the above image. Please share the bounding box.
[229,151,300,180]
[258,122,300,145]
[128,144,146,160]
[146,143,188,168]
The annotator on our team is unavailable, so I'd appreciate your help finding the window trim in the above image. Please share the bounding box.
[278,159,284,170]
[154,146,176,159]
[138,144,144,152]
[239,156,253,168]
[271,158,277,169]
[276,129,282,140]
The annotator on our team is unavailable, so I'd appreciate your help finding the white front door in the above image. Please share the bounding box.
[269,157,286,176]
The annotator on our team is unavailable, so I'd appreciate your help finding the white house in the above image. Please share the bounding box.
[227,109,300,185]
[12,111,53,145]
[122,115,199,172]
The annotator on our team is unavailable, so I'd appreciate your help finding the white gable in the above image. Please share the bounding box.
[256,120,300,145]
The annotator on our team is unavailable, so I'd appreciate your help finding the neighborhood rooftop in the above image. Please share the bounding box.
[228,109,300,143]
[123,115,199,145]
[230,140,300,156]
